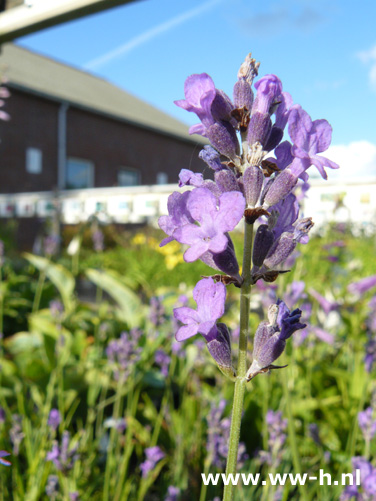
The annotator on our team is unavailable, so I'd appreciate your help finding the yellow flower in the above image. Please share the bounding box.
[131,234,146,245]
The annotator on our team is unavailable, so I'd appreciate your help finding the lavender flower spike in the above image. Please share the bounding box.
[173,277,226,341]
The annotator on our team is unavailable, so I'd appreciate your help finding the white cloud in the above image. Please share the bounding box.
[356,44,376,91]
[325,140,376,179]
[84,0,222,70]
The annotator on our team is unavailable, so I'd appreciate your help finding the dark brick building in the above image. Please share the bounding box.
[0,43,204,194]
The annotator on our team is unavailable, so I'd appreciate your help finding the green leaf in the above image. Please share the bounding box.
[85,268,143,328]
[23,253,75,312]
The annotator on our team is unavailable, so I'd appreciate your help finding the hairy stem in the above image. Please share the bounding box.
[223,220,254,501]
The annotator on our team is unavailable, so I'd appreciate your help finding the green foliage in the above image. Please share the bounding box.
[0,228,375,500]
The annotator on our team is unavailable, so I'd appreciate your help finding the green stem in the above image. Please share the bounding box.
[32,271,46,313]
[223,221,254,501]
[282,364,308,501]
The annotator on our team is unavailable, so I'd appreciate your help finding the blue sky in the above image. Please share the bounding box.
[17,0,376,178]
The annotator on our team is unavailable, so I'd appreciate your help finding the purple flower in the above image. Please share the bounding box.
[341,457,376,500]
[46,431,79,474]
[140,446,165,478]
[92,229,104,252]
[173,188,245,262]
[0,451,11,466]
[165,486,180,501]
[155,349,171,378]
[149,296,166,327]
[158,191,193,247]
[247,301,306,379]
[358,407,376,442]
[174,73,217,135]
[199,145,224,171]
[48,409,61,432]
[348,274,376,296]
[49,300,64,320]
[288,105,339,180]
[9,415,24,456]
[106,330,142,380]
[45,475,59,498]
[309,288,339,315]
[310,326,335,345]
[283,281,306,310]
[44,235,60,257]
[259,410,287,468]
[252,74,283,115]
[365,335,376,373]
[178,169,204,188]
[173,278,226,342]
[206,400,248,469]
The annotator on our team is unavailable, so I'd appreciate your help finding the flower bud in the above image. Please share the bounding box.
[207,323,236,380]
[252,224,275,267]
[247,112,272,148]
[252,74,283,115]
[206,121,239,160]
[263,233,296,269]
[199,146,223,171]
[262,170,297,209]
[211,90,235,122]
[233,79,254,110]
[243,165,264,207]
[215,169,240,194]
[264,126,284,152]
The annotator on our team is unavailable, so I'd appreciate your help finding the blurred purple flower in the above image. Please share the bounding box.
[45,474,59,498]
[92,229,104,252]
[9,414,24,456]
[365,335,376,373]
[358,407,376,442]
[46,431,79,474]
[149,296,166,327]
[348,275,376,296]
[259,410,287,468]
[44,235,60,257]
[284,281,306,310]
[206,400,248,469]
[309,288,339,315]
[49,300,64,320]
[0,450,11,466]
[341,457,376,500]
[140,446,165,478]
[165,486,180,501]
[48,409,61,432]
[155,349,171,378]
[310,326,335,345]
[106,329,142,380]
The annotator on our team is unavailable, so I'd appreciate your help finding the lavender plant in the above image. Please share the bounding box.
[159,52,338,499]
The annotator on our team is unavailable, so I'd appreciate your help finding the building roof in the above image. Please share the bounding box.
[0,43,201,143]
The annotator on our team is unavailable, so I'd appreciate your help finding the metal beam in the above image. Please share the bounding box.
[0,0,141,43]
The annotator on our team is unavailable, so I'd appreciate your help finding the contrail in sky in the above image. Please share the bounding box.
[84,0,222,70]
